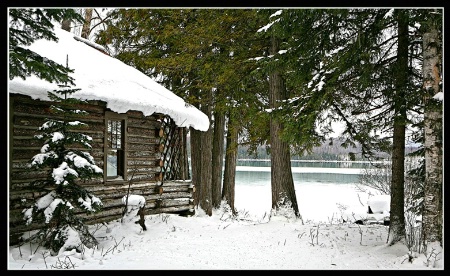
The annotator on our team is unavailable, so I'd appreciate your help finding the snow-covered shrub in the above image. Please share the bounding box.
[20,83,103,255]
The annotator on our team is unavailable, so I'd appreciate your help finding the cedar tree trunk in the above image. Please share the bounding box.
[222,113,238,215]
[211,110,226,208]
[268,34,302,220]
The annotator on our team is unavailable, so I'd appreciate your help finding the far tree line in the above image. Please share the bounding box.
[188,136,419,160]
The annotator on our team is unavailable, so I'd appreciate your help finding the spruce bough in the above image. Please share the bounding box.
[21,82,103,255]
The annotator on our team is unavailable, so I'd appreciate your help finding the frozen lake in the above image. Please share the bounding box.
[233,162,379,223]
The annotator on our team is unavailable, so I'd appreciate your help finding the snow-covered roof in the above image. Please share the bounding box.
[9,28,210,131]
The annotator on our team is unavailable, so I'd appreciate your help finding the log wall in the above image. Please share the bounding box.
[9,94,194,245]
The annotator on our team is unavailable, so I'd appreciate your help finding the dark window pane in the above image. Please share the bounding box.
[107,119,124,180]
[108,120,122,149]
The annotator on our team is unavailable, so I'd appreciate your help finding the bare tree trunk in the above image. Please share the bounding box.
[421,10,443,260]
[222,113,238,215]
[211,110,225,208]
[190,127,201,207]
[199,91,213,216]
[387,10,408,245]
[81,8,93,39]
[268,34,302,221]
[181,128,189,180]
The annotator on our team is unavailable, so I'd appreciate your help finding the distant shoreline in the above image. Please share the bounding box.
[235,166,367,174]
[236,158,389,164]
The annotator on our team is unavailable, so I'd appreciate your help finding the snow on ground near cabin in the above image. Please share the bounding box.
[8,184,441,270]
[7,210,438,270]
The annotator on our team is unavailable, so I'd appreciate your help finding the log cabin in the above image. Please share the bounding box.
[8,28,210,245]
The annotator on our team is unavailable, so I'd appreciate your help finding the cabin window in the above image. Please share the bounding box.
[105,112,127,181]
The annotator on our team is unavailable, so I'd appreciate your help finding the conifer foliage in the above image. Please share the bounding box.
[21,82,103,255]
[9,8,84,85]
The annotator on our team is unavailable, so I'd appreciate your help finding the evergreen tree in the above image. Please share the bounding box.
[254,9,303,220]
[319,9,425,246]
[21,80,103,256]
[9,8,84,85]
[96,9,266,215]
[257,8,424,240]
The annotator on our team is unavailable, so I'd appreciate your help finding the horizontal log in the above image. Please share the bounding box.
[127,159,160,166]
[127,117,161,129]
[12,148,103,161]
[128,142,160,152]
[162,180,193,186]
[10,161,34,170]
[127,127,157,137]
[128,165,161,175]
[148,205,192,214]
[9,221,44,237]
[13,138,103,149]
[12,170,48,180]
[11,94,106,115]
[123,110,143,118]
[10,184,191,208]
[87,181,158,191]
[127,150,159,158]
[13,115,105,131]
[125,173,158,182]
[13,108,105,122]
[127,135,160,144]
[161,198,191,207]
[83,214,123,226]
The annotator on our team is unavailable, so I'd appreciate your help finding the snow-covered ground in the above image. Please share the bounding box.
[8,183,441,270]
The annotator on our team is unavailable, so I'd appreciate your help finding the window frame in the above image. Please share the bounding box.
[104,111,127,183]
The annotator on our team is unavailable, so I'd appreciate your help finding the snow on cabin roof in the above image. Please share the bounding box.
[8,27,210,132]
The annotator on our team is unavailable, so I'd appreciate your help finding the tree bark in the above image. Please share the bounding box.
[211,110,226,208]
[268,34,302,221]
[81,8,93,39]
[222,113,238,215]
[199,90,213,216]
[387,10,408,245]
[421,10,443,257]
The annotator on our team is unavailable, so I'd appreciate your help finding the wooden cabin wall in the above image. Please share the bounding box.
[9,94,194,245]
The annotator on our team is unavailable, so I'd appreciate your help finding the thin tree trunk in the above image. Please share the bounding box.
[181,128,189,180]
[421,10,443,259]
[268,34,302,221]
[190,127,201,207]
[387,10,408,245]
[211,110,225,208]
[222,113,238,215]
[81,8,93,39]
